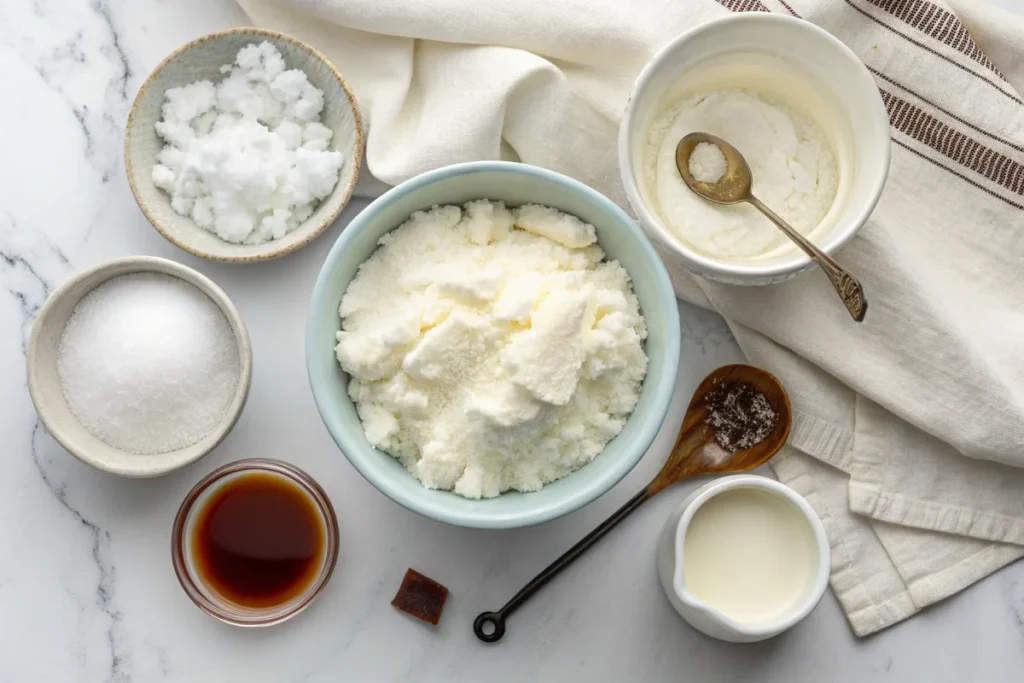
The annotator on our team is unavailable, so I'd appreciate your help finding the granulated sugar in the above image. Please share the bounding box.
[57,273,240,454]
[704,379,777,452]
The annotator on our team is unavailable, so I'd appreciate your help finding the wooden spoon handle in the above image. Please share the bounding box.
[473,488,654,643]
[747,195,867,322]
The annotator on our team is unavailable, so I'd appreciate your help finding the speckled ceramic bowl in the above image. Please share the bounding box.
[26,256,253,477]
[124,28,363,263]
[306,162,681,529]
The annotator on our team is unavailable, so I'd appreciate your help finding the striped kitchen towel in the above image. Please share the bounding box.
[236,0,1024,635]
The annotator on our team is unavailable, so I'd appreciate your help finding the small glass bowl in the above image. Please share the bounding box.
[171,459,339,627]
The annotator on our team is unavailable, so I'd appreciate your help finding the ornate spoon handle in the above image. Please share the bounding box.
[748,195,867,322]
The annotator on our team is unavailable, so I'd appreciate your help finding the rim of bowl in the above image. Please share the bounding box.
[171,458,340,627]
[306,160,681,528]
[670,474,831,637]
[124,27,364,263]
[618,13,891,282]
[25,256,253,476]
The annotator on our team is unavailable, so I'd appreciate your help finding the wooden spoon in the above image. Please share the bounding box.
[473,364,792,643]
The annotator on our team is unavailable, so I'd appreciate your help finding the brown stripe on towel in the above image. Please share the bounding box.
[864,0,1004,79]
[893,138,1024,210]
[714,0,771,12]
[880,88,1024,196]
[720,0,1015,103]
[845,0,1022,104]
[776,0,799,16]
[869,68,1024,154]
[713,0,1024,203]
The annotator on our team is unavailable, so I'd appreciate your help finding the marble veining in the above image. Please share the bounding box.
[34,423,128,683]
[0,214,69,348]
[8,1,133,183]
[2,0,1024,681]
[1,204,129,678]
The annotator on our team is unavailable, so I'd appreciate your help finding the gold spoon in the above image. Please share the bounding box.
[473,364,792,643]
[676,132,867,322]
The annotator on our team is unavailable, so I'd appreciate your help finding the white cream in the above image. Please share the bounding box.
[682,487,818,624]
[645,89,837,261]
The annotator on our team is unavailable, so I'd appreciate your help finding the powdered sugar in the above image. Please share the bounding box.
[688,141,727,183]
[645,89,837,260]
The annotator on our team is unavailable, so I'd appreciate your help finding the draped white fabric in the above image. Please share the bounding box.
[237,0,1024,634]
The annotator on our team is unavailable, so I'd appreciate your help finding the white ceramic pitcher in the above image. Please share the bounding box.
[656,474,831,642]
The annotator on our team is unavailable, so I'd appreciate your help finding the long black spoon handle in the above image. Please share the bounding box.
[473,487,654,643]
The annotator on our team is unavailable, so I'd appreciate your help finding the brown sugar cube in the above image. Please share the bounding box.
[391,568,450,626]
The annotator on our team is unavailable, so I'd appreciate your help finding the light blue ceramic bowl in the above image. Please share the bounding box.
[306,162,680,529]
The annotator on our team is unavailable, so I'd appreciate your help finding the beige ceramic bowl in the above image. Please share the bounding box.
[26,256,253,477]
[124,28,363,263]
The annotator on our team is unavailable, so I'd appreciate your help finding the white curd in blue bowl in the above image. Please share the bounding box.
[306,162,680,529]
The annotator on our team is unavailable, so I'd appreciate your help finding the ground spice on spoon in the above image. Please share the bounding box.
[703,380,778,452]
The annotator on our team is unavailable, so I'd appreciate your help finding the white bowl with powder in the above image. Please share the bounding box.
[125,28,363,263]
[27,257,253,477]
[619,14,890,285]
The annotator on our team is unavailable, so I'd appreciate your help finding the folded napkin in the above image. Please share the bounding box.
[237,0,1024,635]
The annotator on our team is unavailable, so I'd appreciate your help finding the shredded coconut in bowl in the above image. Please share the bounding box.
[151,42,344,245]
[334,201,649,499]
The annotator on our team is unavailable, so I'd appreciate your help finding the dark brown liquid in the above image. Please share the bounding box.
[192,472,324,608]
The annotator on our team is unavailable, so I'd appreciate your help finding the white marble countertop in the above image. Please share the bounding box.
[3,0,1024,680]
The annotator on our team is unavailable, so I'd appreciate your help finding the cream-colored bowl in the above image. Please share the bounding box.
[26,256,253,477]
[656,475,830,642]
[124,28,363,263]
[619,14,890,285]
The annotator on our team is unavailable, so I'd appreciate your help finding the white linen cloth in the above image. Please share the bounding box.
[236,0,1024,635]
